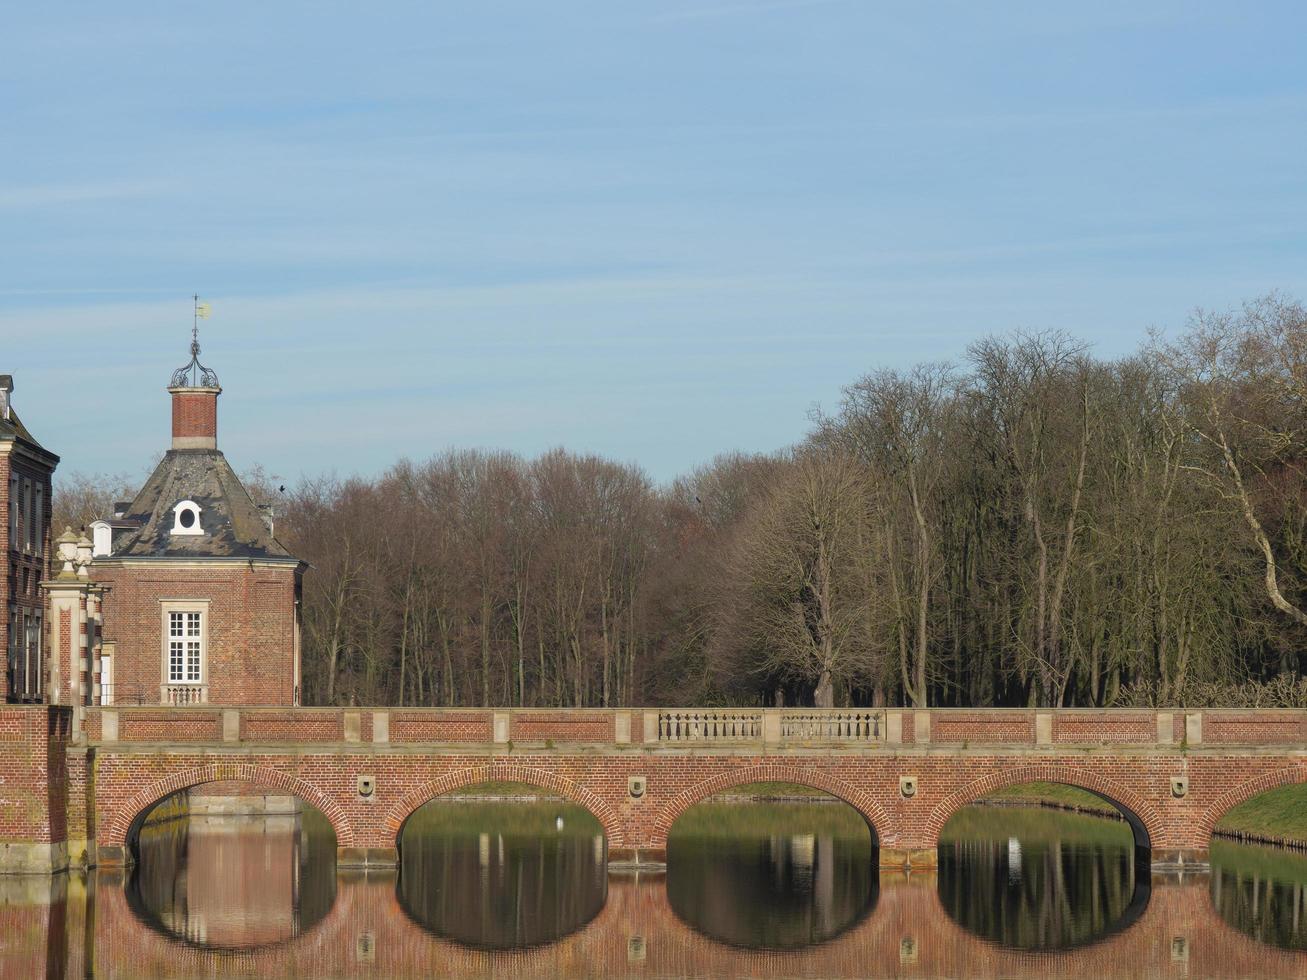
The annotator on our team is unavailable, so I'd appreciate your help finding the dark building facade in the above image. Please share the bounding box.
[1,375,57,703]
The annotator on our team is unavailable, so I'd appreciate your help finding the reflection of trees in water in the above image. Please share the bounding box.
[129,804,336,951]
[667,803,876,949]
[1211,843,1307,951]
[937,811,1146,950]
[398,801,607,949]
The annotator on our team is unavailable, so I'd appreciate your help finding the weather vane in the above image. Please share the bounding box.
[171,294,220,388]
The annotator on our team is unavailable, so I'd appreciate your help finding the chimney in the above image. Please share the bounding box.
[168,383,220,449]
[0,375,12,422]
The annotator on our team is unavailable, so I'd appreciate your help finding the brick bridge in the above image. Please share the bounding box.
[4,705,1305,872]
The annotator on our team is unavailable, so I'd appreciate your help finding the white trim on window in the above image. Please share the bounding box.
[159,599,210,687]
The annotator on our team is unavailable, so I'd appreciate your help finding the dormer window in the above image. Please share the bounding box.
[90,519,113,557]
[171,500,203,536]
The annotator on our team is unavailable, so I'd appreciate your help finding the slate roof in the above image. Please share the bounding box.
[110,448,296,561]
[0,405,58,461]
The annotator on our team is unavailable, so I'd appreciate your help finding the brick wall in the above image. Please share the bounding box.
[0,706,70,847]
[512,711,614,742]
[390,711,491,742]
[930,711,1032,743]
[1053,711,1156,743]
[242,710,343,742]
[119,710,223,741]
[1203,710,1307,744]
[91,563,297,705]
[170,390,217,441]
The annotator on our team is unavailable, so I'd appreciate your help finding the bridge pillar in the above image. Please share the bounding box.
[337,846,398,869]
[879,848,938,870]
[1150,848,1209,872]
[608,846,666,870]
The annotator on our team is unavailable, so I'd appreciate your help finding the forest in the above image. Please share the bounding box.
[54,296,1307,709]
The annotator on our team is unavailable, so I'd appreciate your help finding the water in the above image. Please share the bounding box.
[5,798,1306,977]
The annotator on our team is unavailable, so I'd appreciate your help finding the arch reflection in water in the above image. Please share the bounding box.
[1211,840,1307,950]
[667,792,877,949]
[398,790,607,950]
[938,805,1148,950]
[129,795,337,951]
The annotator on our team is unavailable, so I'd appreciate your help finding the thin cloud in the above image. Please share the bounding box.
[652,0,854,23]
[0,179,178,209]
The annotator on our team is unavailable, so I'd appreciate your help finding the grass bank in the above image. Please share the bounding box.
[980,781,1307,850]
[406,778,1307,850]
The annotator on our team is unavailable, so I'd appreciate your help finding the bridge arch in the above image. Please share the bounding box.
[1199,763,1307,849]
[924,764,1159,851]
[383,763,627,850]
[654,763,891,846]
[105,763,355,851]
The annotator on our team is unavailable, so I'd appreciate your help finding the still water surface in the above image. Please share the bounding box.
[7,796,1307,976]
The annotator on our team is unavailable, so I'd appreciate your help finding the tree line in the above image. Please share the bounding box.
[55,295,1307,708]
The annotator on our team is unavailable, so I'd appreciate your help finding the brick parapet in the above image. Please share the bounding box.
[80,706,1307,749]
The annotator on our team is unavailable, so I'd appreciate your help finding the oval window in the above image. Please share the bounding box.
[178,508,196,528]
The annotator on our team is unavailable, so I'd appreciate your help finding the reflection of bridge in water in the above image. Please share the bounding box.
[5,870,1304,978]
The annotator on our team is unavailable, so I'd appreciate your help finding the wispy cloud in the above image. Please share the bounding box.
[651,0,854,24]
[0,179,179,209]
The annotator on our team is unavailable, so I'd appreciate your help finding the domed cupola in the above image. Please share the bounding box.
[167,296,222,451]
[97,303,293,562]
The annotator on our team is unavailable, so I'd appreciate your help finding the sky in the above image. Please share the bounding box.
[3,1,1306,486]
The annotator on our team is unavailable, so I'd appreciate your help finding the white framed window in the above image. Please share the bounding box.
[170,500,203,536]
[160,600,209,687]
[168,611,202,683]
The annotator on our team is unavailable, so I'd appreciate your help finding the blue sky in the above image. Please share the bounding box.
[3,2,1306,485]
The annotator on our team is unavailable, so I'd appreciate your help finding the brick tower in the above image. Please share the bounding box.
[89,323,305,706]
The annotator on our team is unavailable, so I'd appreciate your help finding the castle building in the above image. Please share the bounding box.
[0,375,58,703]
[5,324,304,719]
[85,332,306,706]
